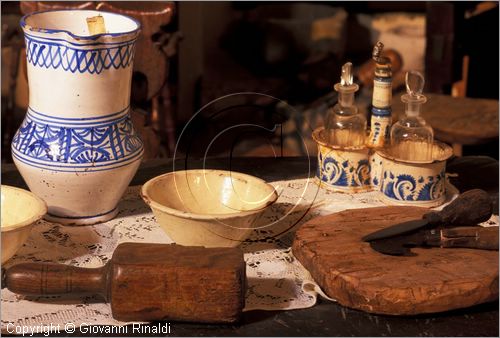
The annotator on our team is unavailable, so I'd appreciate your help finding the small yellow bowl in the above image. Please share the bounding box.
[141,170,278,247]
[1,185,47,264]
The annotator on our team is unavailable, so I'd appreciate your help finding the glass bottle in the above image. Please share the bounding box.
[390,71,434,161]
[324,62,366,147]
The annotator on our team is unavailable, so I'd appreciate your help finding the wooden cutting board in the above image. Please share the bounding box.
[292,206,499,315]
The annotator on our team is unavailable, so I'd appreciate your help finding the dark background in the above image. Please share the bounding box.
[1,1,498,161]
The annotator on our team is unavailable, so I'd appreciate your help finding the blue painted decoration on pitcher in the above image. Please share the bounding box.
[24,33,136,74]
[12,107,142,171]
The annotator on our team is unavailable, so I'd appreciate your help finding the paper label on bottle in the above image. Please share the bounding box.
[372,78,392,108]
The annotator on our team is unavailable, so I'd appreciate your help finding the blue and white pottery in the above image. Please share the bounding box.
[313,128,372,192]
[12,10,143,225]
[377,141,453,207]
[313,128,453,207]
[369,151,384,190]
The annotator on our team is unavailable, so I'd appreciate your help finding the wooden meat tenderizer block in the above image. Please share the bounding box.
[4,243,246,323]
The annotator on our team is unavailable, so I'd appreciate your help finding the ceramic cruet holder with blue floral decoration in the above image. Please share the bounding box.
[313,63,453,207]
[313,62,372,192]
[379,70,453,207]
[11,10,144,225]
[376,140,452,207]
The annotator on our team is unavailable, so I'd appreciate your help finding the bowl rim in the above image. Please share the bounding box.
[1,185,47,232]
[141,169,278,220]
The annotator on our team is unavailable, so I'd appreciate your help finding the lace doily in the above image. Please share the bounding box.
[2,178,495,330]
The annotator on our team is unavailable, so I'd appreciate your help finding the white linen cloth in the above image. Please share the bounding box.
[3,178,494,330]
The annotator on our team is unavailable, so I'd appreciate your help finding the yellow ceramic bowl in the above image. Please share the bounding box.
[1,185,47,264]
[141,170,278,247]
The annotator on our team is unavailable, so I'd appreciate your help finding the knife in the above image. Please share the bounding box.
[362,189,493,242]
[370,226,499,256]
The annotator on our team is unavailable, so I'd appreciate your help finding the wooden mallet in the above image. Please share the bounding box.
[3,243,246,323]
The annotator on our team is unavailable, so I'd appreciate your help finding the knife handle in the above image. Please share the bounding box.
[429,227,499,250]
[4,263,110,299]
[424,189,492,227]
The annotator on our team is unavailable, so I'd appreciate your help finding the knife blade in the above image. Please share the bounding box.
[369,226,499,256]
[362,189,493,242]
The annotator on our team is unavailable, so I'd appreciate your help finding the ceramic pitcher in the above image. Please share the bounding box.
[12,10,143,225]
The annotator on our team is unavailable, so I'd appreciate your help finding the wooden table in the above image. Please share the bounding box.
[2,156,499,337]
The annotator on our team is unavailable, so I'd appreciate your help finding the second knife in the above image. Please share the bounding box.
[362,189,493,242]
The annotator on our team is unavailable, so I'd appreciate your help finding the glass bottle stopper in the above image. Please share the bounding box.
[401,70,427,117]
[334,62,359,107]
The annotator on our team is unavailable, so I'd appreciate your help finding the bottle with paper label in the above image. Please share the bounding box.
[368,41,392,149]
